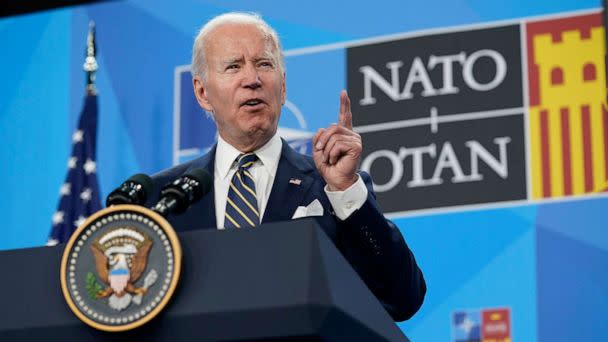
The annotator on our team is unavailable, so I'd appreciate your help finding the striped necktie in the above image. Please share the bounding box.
[224,153,260,229]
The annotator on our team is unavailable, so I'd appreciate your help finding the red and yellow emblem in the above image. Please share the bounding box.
[527,13,608,198]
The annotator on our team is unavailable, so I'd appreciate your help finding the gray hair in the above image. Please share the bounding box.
[191,12,285,80]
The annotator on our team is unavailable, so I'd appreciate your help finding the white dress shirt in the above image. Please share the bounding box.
[214,133,368,228]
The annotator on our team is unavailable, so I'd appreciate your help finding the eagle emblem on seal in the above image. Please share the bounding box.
[90,227,158,311]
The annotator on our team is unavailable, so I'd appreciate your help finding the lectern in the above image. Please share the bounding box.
[0,219,408,341]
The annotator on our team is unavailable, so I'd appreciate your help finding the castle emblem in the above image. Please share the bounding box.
[527,13,608,198]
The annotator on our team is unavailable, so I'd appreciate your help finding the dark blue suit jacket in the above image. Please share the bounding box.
[146,140,426,321]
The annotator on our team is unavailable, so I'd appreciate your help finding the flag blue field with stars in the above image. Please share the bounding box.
[48,94,102,245]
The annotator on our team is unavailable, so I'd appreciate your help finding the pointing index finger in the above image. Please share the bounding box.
[338,90,353,130]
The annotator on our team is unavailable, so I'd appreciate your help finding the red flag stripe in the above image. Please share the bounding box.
[581,105,594,192]
[540,110,552,197]
[561,108,572,195]
[604,105,608,187]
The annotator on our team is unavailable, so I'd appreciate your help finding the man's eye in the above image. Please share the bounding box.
[226,64,239,70]
[259,61,273,68]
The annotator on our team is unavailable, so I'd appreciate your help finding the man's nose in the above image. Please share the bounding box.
[242,64,261,89]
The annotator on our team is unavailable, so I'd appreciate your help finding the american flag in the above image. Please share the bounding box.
[47,94,102,245]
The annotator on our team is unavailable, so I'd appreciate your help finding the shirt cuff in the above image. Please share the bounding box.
[324,174,368,220]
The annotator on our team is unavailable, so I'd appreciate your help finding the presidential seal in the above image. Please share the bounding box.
[60,204,182,332]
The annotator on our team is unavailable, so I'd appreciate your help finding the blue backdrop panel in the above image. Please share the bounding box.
[394,207,537,341]
[0,1,604,340]
[0,10,72,249]
[536,197,608,341]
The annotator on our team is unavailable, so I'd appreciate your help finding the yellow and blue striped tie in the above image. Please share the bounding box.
[224,153,260,229]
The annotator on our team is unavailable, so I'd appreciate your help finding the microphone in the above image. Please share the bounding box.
[106,173,153,207]
[152,168,212,217]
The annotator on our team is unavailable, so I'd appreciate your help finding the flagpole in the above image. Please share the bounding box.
[48,22,103,245]
[84,21,98,95]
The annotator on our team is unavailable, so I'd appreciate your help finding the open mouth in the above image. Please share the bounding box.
[241,98,265,107]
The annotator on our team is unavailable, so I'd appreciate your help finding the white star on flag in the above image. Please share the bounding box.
[68,156,78,169]
[74,215,87,228]
[80,188,92,202]
[52,211,65,226]
[72,129,84,143]
[49,94,101,244]
[60,183,71,196]
[83,158,96,174]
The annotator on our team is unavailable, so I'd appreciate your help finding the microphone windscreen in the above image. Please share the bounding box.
[184,168,213,196]
[127,173,153,199]
[106,173,154,207]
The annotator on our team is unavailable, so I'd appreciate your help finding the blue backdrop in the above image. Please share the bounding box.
[1,1,605,341]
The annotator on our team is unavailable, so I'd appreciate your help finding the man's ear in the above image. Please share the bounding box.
[193,76,213,112]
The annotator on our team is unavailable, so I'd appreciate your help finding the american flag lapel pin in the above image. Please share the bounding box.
[289,178,302,185]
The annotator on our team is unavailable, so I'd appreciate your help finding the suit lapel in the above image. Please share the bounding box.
[174,141,316,229]
[180,146,217,230]
[262,141,315,223]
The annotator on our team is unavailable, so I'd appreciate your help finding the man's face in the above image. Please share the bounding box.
[193,23,286,152]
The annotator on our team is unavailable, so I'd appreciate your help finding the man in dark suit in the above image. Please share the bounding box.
[148,12,426,322]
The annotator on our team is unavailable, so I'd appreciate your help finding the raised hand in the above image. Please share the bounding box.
[312,90,362,191]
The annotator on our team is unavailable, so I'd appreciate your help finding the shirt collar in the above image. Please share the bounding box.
[215,133,282,180]
[254,132,282,179]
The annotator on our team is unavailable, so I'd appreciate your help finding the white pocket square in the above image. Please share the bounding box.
[291,199,324,219]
